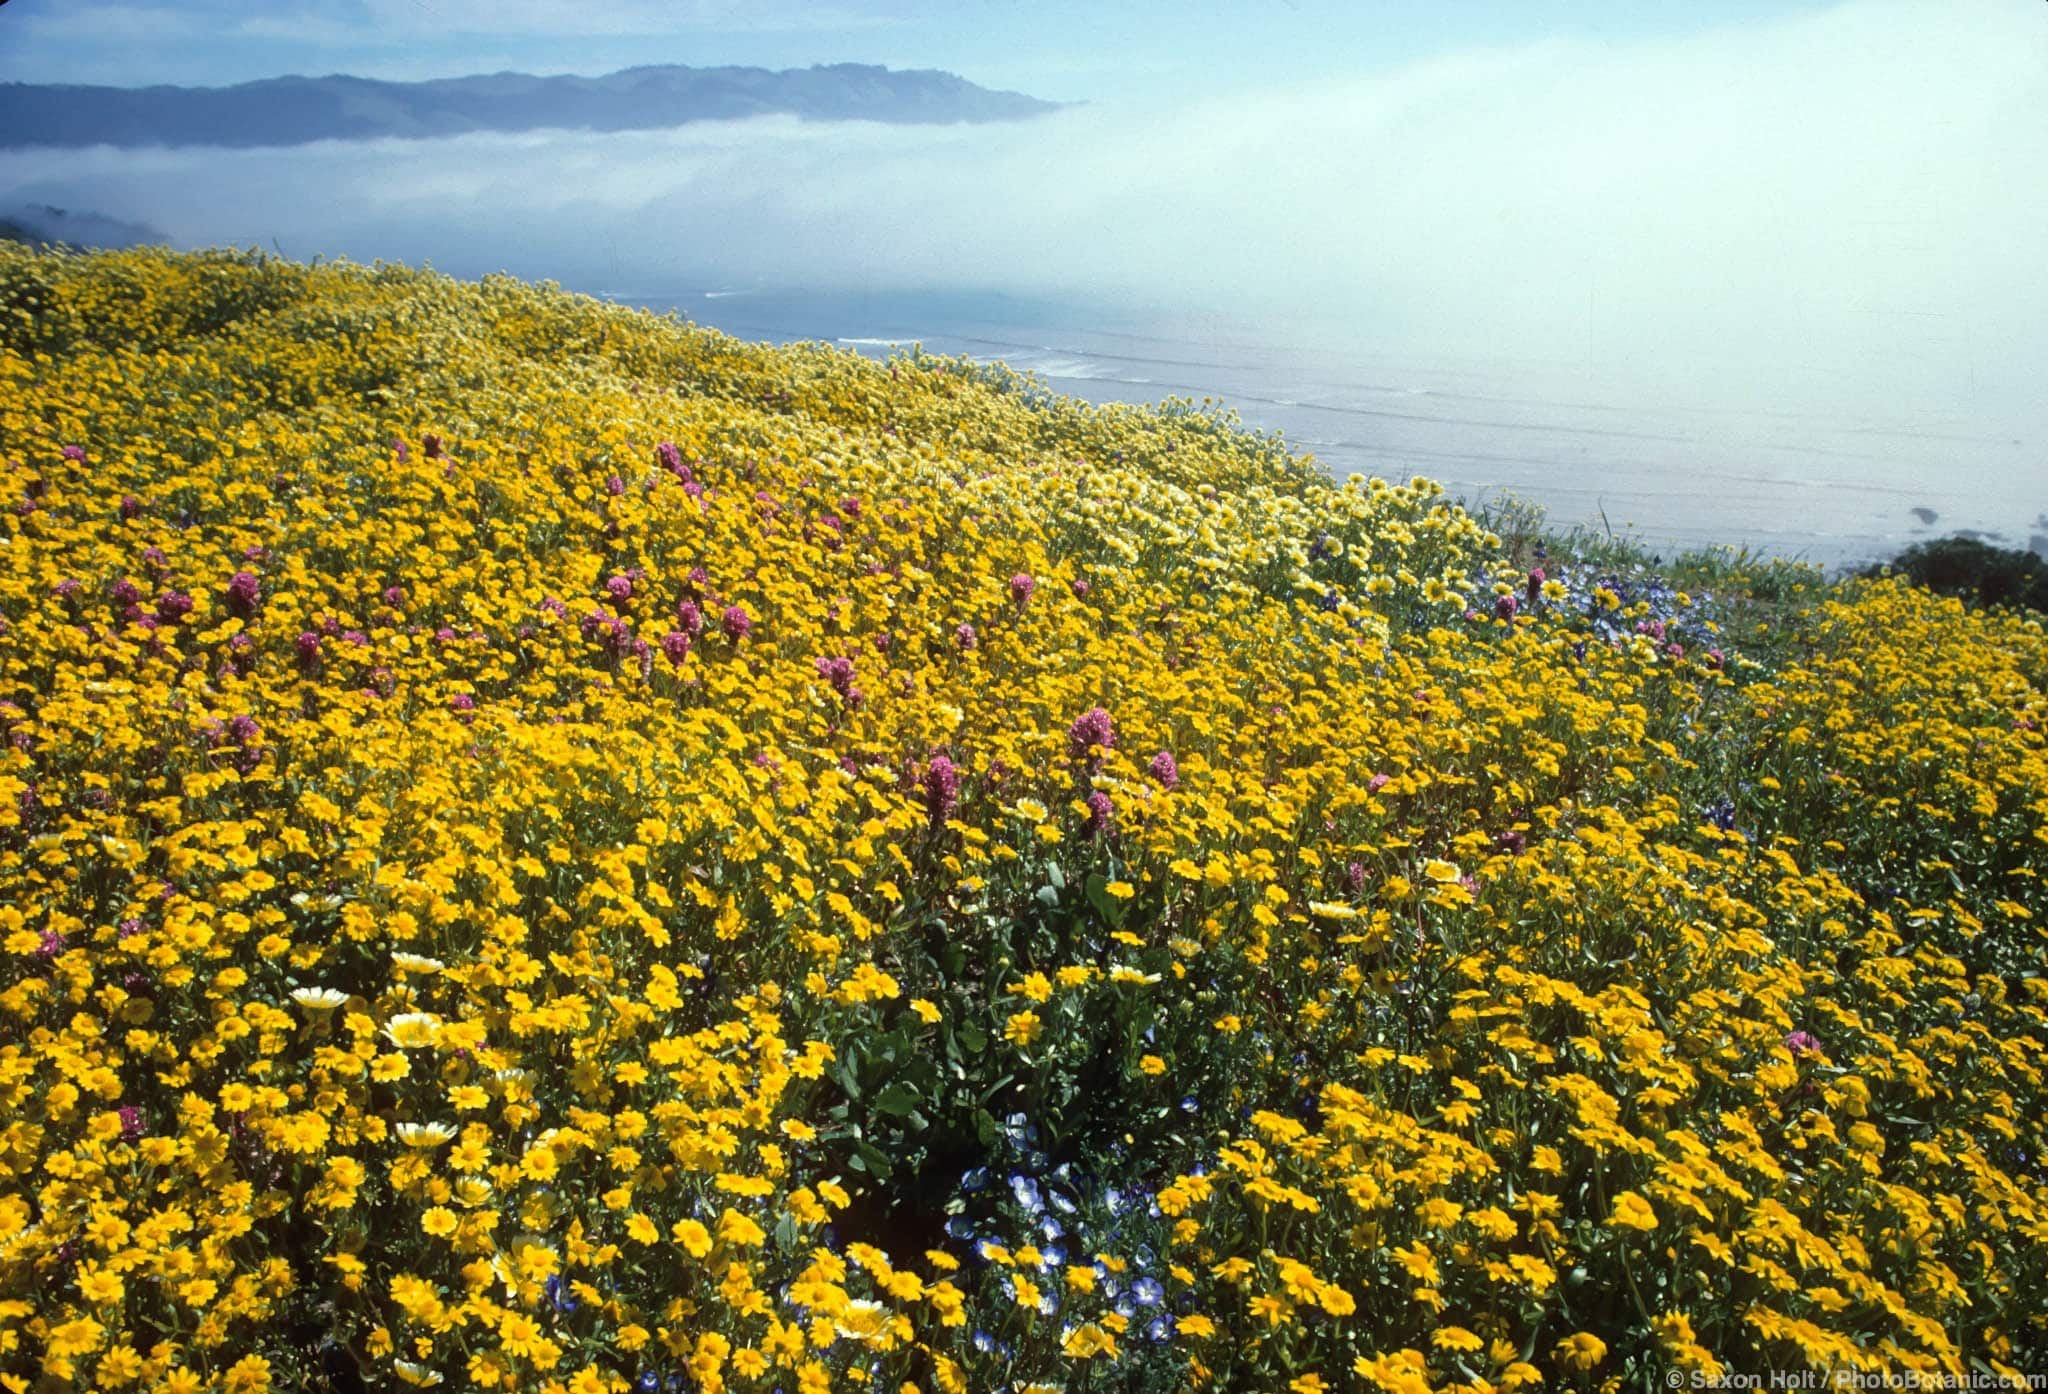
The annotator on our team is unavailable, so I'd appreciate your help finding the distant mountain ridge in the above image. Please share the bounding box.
[0,204,165,250]
[0,63,1065,150]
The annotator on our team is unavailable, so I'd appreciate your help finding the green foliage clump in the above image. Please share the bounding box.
[1870,534,2048,614]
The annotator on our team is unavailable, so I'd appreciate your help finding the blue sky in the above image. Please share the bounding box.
[1,0,1837,100]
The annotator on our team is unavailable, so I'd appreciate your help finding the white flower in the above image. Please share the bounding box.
[384,1012,443,1050]
[291,987,349,1012]
[395,1121,456,1148]
[391,952,447,974]
[834,1298,890,1343]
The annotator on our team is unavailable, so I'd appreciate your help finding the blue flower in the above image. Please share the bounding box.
[1009,1173,1044,1214]
[960,1166,990,1193]
[1133,1277,1165,1307]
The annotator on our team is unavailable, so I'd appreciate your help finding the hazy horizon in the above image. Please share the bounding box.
[3,0,2043,560]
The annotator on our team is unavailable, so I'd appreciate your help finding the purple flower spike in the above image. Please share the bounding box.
[1148,750,1179,790]
[815,656,856,697]
[1009,573,1035,604]
[922,755,961,828]
[223,571,260,618]
[721,605,752,640]
[1083,790,1114,838]
[1068,707,1115,762]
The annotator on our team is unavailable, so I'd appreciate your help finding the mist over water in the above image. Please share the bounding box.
[6,0,2043,563]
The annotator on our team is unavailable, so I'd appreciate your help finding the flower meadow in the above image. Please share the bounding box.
[2,246,2046,1394]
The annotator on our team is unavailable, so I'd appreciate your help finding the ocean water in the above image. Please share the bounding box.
[619,286,2045,570]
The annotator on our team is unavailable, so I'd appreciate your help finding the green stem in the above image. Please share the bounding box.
[1593,1153,1656,1328]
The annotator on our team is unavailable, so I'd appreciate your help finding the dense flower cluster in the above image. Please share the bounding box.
[1,247,2045,1393]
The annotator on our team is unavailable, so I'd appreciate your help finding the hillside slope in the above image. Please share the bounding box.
[2,247,2046,1389]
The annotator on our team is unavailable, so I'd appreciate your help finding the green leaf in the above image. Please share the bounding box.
[1085,872,1124,926]
[854,1141,895,1180]
[873,1082,920,1117]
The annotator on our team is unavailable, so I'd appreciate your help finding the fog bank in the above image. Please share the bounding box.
[4,0,2043,438]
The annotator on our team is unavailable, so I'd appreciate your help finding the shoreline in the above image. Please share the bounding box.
[627,286,2041,574]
